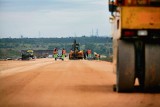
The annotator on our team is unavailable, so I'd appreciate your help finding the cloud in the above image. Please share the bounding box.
[0,0,107,12]
[0,0,111,38]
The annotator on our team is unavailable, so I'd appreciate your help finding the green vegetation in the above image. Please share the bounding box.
[99,56,113,62]
[0,36,112,59]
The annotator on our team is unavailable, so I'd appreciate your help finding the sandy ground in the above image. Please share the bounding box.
[0,58,160,107]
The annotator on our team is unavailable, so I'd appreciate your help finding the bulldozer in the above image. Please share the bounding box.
[69,40,84,59]
[22,50,35,60]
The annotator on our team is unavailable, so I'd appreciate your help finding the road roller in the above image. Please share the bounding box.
[108,0,160,92]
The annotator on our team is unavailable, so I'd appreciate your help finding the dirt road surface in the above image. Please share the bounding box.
[0,59,160,107]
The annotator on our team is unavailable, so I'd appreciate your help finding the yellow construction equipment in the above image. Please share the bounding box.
[108,0,160,92]
[69,40,84,59]
[22,50,35,60]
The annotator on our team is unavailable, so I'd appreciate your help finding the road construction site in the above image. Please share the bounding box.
[0,58,160,107]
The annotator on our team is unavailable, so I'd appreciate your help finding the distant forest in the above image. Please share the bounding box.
[0,36,112,59]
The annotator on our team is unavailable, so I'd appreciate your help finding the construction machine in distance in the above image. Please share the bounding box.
[109,0,160,92]
[22,50,35,60]
[69,40,84,59]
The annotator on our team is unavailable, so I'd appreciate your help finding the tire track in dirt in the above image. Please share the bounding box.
[0,60,72,107]
[0,59,160,107]
[0,59,61,106]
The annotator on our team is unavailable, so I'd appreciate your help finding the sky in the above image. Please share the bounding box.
[0,0,111,38]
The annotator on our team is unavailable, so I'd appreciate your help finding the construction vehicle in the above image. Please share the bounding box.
[22,50,35,60]
[108,0,160,92]
[69,40,84,59]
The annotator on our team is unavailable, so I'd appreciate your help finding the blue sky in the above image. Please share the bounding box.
[0,0,111,38]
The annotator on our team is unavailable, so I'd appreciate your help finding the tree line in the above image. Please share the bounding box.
[0,36,112,59]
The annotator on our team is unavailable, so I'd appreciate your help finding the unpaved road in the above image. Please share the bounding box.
[0,59,160,107]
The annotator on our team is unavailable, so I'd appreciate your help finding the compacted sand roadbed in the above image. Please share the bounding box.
[0,59,160,107]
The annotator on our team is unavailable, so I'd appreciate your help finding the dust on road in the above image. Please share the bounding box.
[0,59,160,107]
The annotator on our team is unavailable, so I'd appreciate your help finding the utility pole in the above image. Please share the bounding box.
[92,29,94,36]
[96,29,99,36]
[39,31,41,38]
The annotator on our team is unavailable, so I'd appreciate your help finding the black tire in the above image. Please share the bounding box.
[116,40,135,92]
[113,84,116,92]
[144,42,160,90]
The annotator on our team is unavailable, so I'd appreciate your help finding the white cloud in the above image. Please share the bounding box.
[0,0,111,38]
